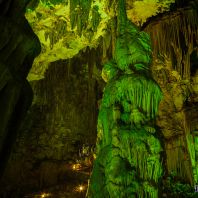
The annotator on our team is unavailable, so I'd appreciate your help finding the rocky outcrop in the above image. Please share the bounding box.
[88,0,163,197]
[25,0,111,80]
[145,3,198,191]
[0,0,40,178]
[25,0,177,81]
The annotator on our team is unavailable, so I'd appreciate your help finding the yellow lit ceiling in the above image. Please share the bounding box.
[26,0,175,81]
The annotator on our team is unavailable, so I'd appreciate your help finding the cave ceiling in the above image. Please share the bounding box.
[26,0,175,81]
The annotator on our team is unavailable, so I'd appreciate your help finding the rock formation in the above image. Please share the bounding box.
[0,0,197,197]
[0,0,40,178]
[87,0,163,197]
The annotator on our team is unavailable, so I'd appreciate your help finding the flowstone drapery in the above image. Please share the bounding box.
[87,0,163,197]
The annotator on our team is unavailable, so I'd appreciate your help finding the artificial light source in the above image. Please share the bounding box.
[74,184,86,192]
[79,185,84,191]
[72,163,81,171]
[40,193,51,198]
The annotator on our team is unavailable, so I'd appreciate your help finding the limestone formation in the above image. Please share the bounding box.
[0,0,41,177]
[87,0,163,197]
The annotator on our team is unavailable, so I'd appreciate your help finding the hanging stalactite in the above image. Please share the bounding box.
[145,7,198,79]
[70,0,92,36]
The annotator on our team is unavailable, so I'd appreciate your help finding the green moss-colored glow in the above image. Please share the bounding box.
[25,0,175,81]
[25,0,110,81]
[163,171,198,197]
[70,0,92,35]
[87,0,163,197]
[102,74,162,118]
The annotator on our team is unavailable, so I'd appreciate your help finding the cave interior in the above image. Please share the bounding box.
[0,0,198,197]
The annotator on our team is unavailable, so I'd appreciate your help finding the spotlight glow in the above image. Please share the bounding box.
[74,184,86,192]
[40,193,51,198]
[72,163,81,171]
[79,185,83,191]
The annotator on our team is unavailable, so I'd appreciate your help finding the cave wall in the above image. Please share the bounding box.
[144,4,198,189]
[0,48,105,196]
[0,0,197,197]
[0,0,40,179]
[28,58,100,161]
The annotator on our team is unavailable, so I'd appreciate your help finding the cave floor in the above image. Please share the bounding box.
[23,164,90,198]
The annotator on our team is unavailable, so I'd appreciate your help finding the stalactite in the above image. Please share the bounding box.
[46,19,68,49]
[70,0,92,35]
[119,129,162,182]
[110,18,117,57]
[183,111,196,184]
[91,5,101,32]
[102,31,111,60]
[57,19,67,39]
[102,75,162,119]
[69,0,79,29]
[145,8,198,79]
[80,0,92,29]
[87,47,95,80]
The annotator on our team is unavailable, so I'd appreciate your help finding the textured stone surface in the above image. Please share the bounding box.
[0,48,104,197]
[0,0,41,178]
[25,0,176,80]
[0,1,197,197]
[145,4,198,187]
[88,1,163,197]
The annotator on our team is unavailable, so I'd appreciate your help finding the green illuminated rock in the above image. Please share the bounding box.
[25,0,175,81]
[87,0,163,197]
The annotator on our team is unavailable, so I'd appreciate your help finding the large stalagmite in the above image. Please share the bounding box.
[87,0,163,197]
